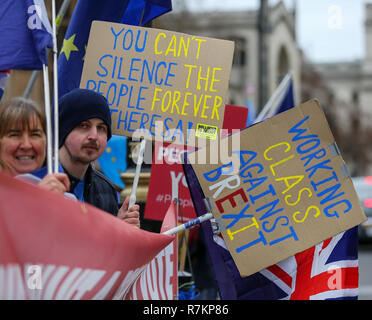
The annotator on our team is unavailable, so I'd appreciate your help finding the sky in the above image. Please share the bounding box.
[176,0,370,63]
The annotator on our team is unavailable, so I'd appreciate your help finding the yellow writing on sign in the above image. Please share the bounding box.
[154,33,207,59]
[184,65,222,92]
[195,123,218,140]
[227,217,259,240]
[151,88,223,120]
[263,141,321,224]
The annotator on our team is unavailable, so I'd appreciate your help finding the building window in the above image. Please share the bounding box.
[230,37,246,66]
[352,90,359,105]
[277,46,289,84]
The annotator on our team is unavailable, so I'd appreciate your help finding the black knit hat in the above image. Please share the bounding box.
[58,89,112,147]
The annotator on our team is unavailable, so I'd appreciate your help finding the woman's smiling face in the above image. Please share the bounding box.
[0,115,46,175]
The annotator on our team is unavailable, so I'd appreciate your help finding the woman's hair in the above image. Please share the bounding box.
[0,97,46,138]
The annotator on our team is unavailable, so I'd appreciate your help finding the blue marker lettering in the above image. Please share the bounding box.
[323,199,352,218]
[236,231,267,253]
[262,215,289,233]
[111,27,125,50]
[203,162,234,182]
[249,184,276,204]
[257,198,284,221]
[269,226,298,246]
[97,54,112,77]
[135,30,147,52]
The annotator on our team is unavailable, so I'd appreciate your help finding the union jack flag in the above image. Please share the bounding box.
[259,229,359,299]
[210,227,358,300]
[183,150,359,300]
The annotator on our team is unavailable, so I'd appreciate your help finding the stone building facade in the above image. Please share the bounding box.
[314,3,372,130]
[314,3,372,175]
[155,1,302,112]
[2,1,301,119]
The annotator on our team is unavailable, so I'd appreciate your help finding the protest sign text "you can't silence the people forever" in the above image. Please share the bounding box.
[80,21,234,147]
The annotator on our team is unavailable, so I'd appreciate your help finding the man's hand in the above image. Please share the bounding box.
[118,196,140,228]
[38,173,70,194]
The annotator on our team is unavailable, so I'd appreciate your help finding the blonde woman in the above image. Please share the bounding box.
[0,97,70,194]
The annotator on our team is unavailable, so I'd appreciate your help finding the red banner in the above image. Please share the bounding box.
[0,173,176,300]
[126,203,178,299]
[144,142,197,222]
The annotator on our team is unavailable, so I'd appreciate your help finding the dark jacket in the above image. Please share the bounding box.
[65,165,119,216]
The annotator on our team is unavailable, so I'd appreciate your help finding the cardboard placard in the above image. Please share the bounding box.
[190,100,367,277]
[80,21,234,147]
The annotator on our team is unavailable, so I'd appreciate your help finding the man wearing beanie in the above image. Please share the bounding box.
[58,88,140,227]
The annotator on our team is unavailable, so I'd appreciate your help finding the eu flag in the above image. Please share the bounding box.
[58,0,172,98]
[0,0,53,70]
[97,135,127,189]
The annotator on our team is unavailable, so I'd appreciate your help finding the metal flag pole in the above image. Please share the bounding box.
[23,71,40,98]
[162,212,214,236]
[128,139,147,208]
[51,0,59,173]
[165,173,214,236]
[163,192,223,236]
[42,64,53,174]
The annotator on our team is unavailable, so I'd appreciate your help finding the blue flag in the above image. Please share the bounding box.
[276,80,295,114]
[265,78,295,117]
[121,0,172,26]
[253,72,295,124]
[58,0,172,98]
[97,135,127,188]
[0,0,52,70]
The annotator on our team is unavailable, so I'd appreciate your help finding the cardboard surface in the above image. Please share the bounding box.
[190,100,367,277]
[80,21,234,147]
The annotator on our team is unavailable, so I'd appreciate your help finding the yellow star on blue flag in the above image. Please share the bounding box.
[60,34,79,61]
[57,0,172,99]
[97,135,127,188]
